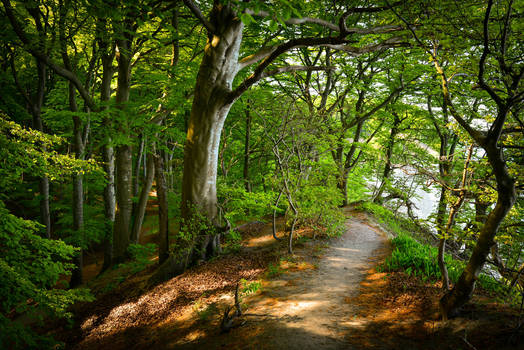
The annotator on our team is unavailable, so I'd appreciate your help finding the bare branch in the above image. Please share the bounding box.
[228,34,406,104]
[323,36,407,56]
[1,0,98,111]
[478,0,503,107]
[260,65,334,82]
[245,9,339,31]
[245,8,402,35]
[238,45,278,70]
[182,0,215,34]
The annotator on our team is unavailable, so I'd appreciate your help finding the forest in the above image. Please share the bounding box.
[0,0,523,349]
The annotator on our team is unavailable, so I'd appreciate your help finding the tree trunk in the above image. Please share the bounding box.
[374,112,400,203]
[181,7,243,265]
[440,138,516,319]
[155,146,169,264]
[69,173,84,287]
[112,32,133,263]
[336,118,364,206]
[243,100,252,192]
[69,83,86,288]
[272,189,283,241]
[436,187,449,291]
[130,150,155,244]
[98,20,116,271]
[113,145,132,262]
[133,134,145,199]
[33,60,51,238]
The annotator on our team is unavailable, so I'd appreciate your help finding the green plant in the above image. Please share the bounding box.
[0,202,93,349]
[223,229,242,254]
[118,243,157,275]
[192,293,218,321]
[240,279,261,295]
[295,183,345,238]
[267,263,283,278]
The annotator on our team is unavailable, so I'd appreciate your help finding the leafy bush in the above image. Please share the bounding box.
[380,233,464,283]
[295,184,345,237]
[222,229,242,254]
[117,243,157,275]
[0,114,96,349]
[240,278,261,295]
[372,206,507,295]
[0,203,93,349]
[217,183,275,224]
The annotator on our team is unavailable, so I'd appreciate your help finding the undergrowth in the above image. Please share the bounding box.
[361,202,517,301]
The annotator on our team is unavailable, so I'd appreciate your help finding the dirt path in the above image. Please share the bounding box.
[182,212,389,349]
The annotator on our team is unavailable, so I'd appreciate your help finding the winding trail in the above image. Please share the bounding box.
[187,210,389,349]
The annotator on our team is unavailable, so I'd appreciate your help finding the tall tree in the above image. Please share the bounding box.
[391,0,523,318]
[178,0,406,269]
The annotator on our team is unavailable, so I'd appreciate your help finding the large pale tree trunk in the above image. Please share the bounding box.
[180,6,243,264]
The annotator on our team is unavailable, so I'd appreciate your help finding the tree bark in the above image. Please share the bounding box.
[440,121,516,319]
[33,60,51,238]
[436,187,449,290]
[133,134,145,199]
[155,145,170,264]
[130,150,155,244]
[374,112,401,203]
[98,19,116,271]
[112,27,134,263]
[243,100,252,192]
[68,82,86,288]
[181,5,244,264]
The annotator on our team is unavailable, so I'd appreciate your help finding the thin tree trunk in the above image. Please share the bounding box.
[133,134,145,199]
[33,60,51,238]
[272,189,283,241]
[69,82,85,287]
[155,145,169,264]
[112,30,134,263]
[339,118,364,206]
[243,100,252,192]
[374,112,400,203]
[98,19,116,271]
[130,150,155,244]
[438,145,473,291]
[436,188,449,290]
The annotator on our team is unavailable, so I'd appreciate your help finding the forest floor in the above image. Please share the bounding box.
[53,208,522,349]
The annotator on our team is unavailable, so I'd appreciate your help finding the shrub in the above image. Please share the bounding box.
[0,203,93,349]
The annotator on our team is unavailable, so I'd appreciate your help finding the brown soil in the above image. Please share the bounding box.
[53,209,523,349]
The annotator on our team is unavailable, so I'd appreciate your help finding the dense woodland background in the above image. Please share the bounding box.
[0,0,522,348]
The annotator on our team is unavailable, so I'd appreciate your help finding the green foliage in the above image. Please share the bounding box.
[218,183,275,223]
[380,233,464,283]
[0,114,101,191]
[359,202,420,236]
[295,183,345,237]
[240,278,261,295]
[223,228,242,254]
[0,202,93,349]
[266,263,283,278]
[369,203,508,295]
[118,243,157,275]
